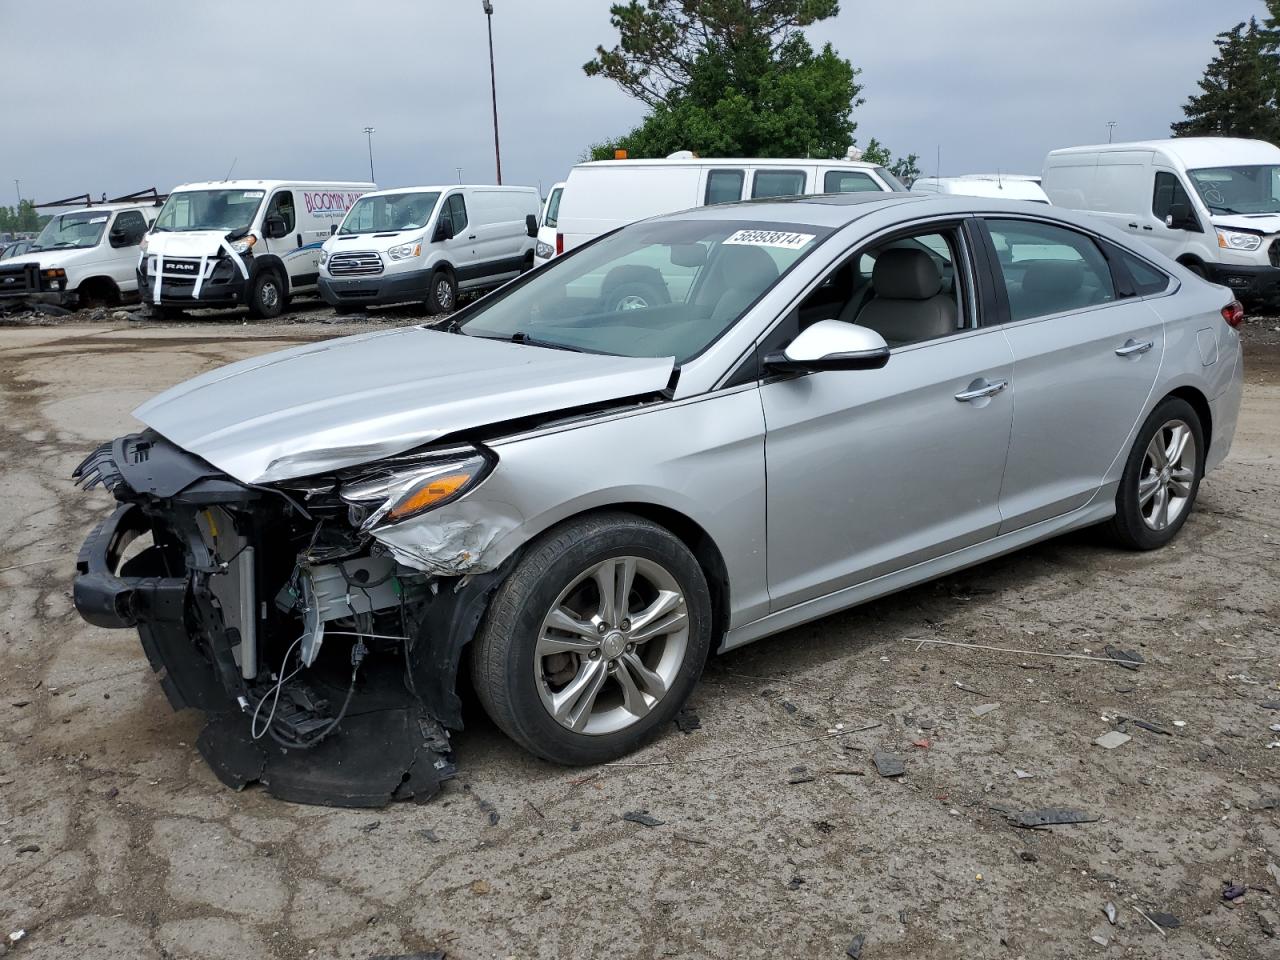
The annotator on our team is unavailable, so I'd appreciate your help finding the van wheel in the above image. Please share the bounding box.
[426,270,456,315]
[78,278,121,309]
[248,270,285,319]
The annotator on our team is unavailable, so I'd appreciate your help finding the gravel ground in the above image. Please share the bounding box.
[0,309,1277,960]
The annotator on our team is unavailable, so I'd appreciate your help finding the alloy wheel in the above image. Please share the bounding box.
[533,556,689,736]
[1138,418,1196,531]
[260,281,280,309]
[436,279,454,309]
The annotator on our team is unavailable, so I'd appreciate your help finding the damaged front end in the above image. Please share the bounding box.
[71,430,506,807]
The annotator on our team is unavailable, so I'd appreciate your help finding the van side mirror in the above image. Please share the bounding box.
[330,223,337,235]
[1166,202,1197,232]
[764,320,890,374]
[263,216,288,239]
[526,214,538,238]
[433,220,454,242]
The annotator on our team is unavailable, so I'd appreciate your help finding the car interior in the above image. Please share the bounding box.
[987,222,1116,322]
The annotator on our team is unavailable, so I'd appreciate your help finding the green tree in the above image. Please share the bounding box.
[1172,16,1280,140]
[584,0,863,159]
[859,137,921,185]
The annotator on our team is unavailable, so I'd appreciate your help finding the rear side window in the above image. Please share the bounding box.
[1152,172,1193,221]
[824,170,882,193]
[1121,251,1173,296]
[752,170,806,199]
[705,169,744,205]
[986,219,1116,322]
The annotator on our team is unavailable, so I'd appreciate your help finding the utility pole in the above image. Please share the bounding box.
[13,179,21,206]
[363,126,376,183]
[1106,121,1117,144]
[482,1,502,184]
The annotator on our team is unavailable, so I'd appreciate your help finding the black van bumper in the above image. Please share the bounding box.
[319,269,431,307]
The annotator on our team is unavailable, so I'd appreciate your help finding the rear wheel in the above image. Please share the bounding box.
[248,270,285,319]
[425,269,456,315]
[1108,397,1204,550]
[471,513,712,765]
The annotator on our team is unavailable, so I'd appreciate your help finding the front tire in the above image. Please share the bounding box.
[425,269,456,315]
[471,513,712,765]
[1108,397,1204,550]
[248,270,285,319]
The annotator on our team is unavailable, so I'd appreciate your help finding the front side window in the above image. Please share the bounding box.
[111,210,146,247]
[705,170,744,205]
[339,192,441,235]
[447,194,469,234]
[543,187,563,228]
[30,211,110,251]
[824,170,881,193]
[266,192,296,233]
[152,189,265,233]
[460,218,830,362]
[1152,172,1195,221]
[752,170,806,199]
[986,219,1116,322]
[1186,164,1280,215]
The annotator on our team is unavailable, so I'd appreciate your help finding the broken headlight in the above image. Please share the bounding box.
[339,445,493,532]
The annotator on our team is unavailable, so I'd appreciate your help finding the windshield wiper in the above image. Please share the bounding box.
[510,331,585,352]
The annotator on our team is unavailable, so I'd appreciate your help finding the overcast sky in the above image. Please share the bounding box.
[0,0,1266,204]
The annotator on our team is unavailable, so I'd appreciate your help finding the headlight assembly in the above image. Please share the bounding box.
[339,446,494,531]
[387,242,422,261]
[318,249,329,266]
[535,240,554,259]
[1216,228,1262,252]
[230,235,258,255]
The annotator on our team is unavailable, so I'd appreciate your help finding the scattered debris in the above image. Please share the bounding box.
[1094,731,1131,750]
[1249,797,1279,811]
[1173,720,1187,728]
[1266,862,1280,887]
[1132,906,1167,937]
[1103,646,1144,671]
[674,707,701,733]
[971,703,1000,717]
[845,933,866,958]
[1131,719,1172,736]
[1014,769,1034,779]
[469,879,491,896]
[1261,701,1280,710]
[1224,884,1247,901]
[872,750,905,778]
[16,844,40,854]
[1104,902,1117,925]
[8,930,26,944]
[995,806,1100,829]
[1259,909,1278,938]
[1148,911,1180,929]
[1090,934,1109,947]
[605,721,882,768]
[781,701,799,715]
[10,700,29,708]
[786,876,805,891]
[416,828,440,843]
[359,821,381,834]
[1019,850,1038,862]
[622,810,664,827]
[787,766,815,785]
[673,833,709,846]
[369,953,445,960]
[911,738,930,749]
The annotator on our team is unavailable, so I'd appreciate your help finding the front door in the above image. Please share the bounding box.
[982,217,1165,532]
[261,190,302,287]
[1146,168,1205,259]
[761,221,1015,611]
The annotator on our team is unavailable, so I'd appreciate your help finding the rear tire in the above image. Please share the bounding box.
[1108,397,1204,550]
[248,270,285,319]
[471,513,712,766]
[425,269,456,315]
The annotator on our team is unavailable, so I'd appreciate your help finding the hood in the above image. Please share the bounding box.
[326,230,421,252]
[145,230,240,257]
[133,327,675,484]
[2,246,99,268]
[1211,213,1280,235]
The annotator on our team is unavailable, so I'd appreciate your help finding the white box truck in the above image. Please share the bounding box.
[1043,138,1280,301]
[139,179,374,318]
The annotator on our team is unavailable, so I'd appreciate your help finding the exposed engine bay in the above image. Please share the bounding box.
[71,430,507,807]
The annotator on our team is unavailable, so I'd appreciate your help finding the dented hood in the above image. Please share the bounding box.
[134,327,674,483]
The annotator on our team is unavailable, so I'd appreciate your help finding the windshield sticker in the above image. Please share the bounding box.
[724,229,815,249]
[88,216,109,223]
[243,191,265,199]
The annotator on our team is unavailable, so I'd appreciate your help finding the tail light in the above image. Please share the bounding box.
[555,232,564,256]
[1221,300,1244,328]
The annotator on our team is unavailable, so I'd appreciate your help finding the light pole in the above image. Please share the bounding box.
[482,0,502,184]
[13,179,20,207]
[456,167,463,184]
[363,126,376,183]
[1106,121,1117,144]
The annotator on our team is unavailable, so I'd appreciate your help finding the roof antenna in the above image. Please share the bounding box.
[935,145,941,179]
[223,157,237,182]
[997,167,1004,189]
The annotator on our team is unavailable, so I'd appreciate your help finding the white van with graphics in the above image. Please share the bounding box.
[0,191,162,308]
[318,185,540,314]
[1043,138,1280,302]
[139,179,373,318]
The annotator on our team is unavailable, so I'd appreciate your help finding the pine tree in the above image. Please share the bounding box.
[1172,17,1280,142]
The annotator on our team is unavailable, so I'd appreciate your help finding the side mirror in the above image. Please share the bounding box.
[433,220,454,242]
[764,320,890,374]
[330,223,338,236]
[263,216,288,239]
[525,214,538,238]
[1166,202,1196,231]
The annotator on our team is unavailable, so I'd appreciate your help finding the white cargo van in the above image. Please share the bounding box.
[1043,138,1280,300]
[912,175,1050,204]
[319,185,540,313]
[552,156,906,257]
[0,191,162,308]
[139,179,374,318]
[532,180,565,267]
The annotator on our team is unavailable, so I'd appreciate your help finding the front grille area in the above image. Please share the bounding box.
[1269,239,1279,268]
[0,262,38,295]
[328,251,384,277]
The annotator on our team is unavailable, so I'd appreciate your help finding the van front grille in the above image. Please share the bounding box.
[328,251,384,277]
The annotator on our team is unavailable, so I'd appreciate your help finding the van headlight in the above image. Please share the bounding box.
[339,446,493,531]
[230,235,257,255]
[387,242,421,261]
[318,249,329,265]
[535,240,554,259]
[1216,228,1262,252]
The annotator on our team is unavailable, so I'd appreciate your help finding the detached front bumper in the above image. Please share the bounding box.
[318,268,431,307]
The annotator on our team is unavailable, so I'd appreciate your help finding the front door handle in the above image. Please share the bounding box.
[1127,222,1139,229]
[954,378,1009,402]
[1115,338,1154,357]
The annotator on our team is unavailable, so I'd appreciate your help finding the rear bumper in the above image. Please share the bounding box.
[1204,262,1280,300]
[318,269,431,306]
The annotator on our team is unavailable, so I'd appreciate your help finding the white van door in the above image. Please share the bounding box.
[1146,167,1207,260]
[437,193,482,287]
[260,189,308,287]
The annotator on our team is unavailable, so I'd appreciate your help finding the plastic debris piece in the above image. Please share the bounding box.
[786,876,805,891]
[1019,850,1038,862]
[622,810,664,827]
[1132,719,1172,736]
[1223,884,1246,901]
[1091,934,1109,947]
[1014,769,1034,779]
[1094,731,1131,749]
[9,930,26,944]
[370,953,446,960]
[997,806,1100,829]
[1103,645,1144,670]
[912,738,931,749]
[845,933,866,958]
[1173,720,1187,727]
[1104,902,1117,924]
[1149,911,1180,929]
[873,750,905,777]
[1261,701,1280,710]
[674,707,701,734]
[787,765,815,785]
[971,703,1000,717]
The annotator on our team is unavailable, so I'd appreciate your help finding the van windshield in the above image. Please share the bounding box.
[152,190,265,233]
[459,218,831,363]
[29,211,110,251]
[1187,165,1280,215]
[339,193,441,235]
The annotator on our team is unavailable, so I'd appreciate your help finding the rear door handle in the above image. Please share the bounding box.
[955,378,1008,402]
[1127,223,1139,229]
[1115,338,1154,357]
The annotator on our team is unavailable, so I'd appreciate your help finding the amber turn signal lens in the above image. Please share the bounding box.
[385,472,474,522]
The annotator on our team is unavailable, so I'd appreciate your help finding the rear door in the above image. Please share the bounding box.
[981,217,1165,532]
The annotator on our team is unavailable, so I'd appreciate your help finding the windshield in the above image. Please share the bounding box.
[460,218,830,363]
[30,211,110,251]
[339,192,441,235]
[1187,165,1280,215]
[152,189,265,233]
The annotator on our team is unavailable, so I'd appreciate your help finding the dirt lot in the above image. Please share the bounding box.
[1,306,1278,960]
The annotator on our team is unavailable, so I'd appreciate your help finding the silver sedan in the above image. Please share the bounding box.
[72,194,1244,804]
